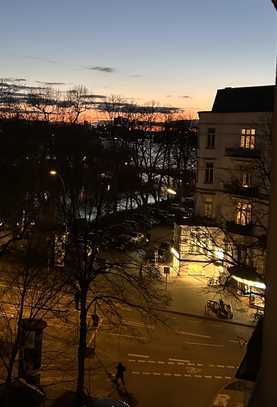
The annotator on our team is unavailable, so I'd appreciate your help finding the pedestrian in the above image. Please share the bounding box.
[114,362,126,386]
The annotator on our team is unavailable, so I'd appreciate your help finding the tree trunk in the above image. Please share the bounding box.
[76,285,88,399]
[6,290,26,383]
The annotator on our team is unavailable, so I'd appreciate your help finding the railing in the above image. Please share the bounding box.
[224,183,258,197]
[225,221,255,235]
[225,147,261,158]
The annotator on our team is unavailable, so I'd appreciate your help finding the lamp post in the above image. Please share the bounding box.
[49,170,67,228]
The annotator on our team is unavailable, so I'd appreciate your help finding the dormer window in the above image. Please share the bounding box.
[240,129,256,150]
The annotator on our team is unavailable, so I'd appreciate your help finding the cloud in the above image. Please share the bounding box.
[23,55,57,64]
[179,95,192,99]
[36,81,67,86]
[82,94,106,99]
[85,66,116,73]
[97,101,180,114]
[129,74,142,78]
[2,77,26,83]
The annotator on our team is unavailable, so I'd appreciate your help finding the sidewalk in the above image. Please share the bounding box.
[162,271,255,327]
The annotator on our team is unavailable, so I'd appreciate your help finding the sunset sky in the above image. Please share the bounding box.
[1,0,276,115]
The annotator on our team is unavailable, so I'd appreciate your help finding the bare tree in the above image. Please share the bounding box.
[0,234,64,383]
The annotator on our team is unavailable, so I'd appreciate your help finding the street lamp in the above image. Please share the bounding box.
[166,187,177,195]
[49,169,67,231]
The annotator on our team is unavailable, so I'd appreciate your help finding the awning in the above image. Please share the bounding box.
[228,265,266,290]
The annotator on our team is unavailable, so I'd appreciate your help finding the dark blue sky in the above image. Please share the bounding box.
[1,0,276,113]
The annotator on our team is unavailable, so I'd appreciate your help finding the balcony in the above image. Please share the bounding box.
[225,221,255,236]
[224,182,258,198]
[225,147,261,159]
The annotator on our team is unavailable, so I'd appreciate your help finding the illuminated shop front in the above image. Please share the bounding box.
[229,265,265,309]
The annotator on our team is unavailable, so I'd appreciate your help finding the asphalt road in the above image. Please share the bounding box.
[85,305,253,407]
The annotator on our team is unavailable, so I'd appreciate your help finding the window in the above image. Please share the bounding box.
[241,173,252,188]
[240,129,256,150]
[235,202,252,225]
[189,235,200,254]
[205,162,214,184]
[204,197,213,218]
[207,128,215,149]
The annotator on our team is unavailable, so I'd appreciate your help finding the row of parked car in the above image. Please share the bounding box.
[77,198,193,252]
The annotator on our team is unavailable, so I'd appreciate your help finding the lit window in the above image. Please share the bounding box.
[204,197,213,218]
[205,162,214,184]
[236,202,252,225]
[241,173,252,188]
[240,129,256,150]
[207,128,215,149]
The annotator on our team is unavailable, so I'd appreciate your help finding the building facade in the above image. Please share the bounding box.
[172,85,274,302]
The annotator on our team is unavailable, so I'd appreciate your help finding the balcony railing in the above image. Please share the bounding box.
[225,221,255,236]
[224,183,258,198]
[225,147,261,159]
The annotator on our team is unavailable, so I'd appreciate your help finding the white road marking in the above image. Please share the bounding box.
[184,341,224,348]
[130,370,232,380]
[217,365,225,368]
[167,362,174,365]
[197,363,203,367]
[177,362,184,366]
[176,330,211,339]
[147,360,155,364]
[128,359,136,362]
[169,358,190,363]
[108,333,146,339]
[209,364,215,367]
[158,361,165,364]
[123,320,154,329]
[228,339,239,343]
[128,353,149,359]
[138,360,146,363]
[227,365,235,369]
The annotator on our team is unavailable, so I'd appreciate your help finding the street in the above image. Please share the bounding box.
[39,299,252,407]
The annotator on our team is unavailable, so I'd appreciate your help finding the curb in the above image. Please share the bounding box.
[157,308,255,329]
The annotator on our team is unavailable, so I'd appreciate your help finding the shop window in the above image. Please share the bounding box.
[204,162,214,184]
[207,128,215,149]
[240,129,256,150]
[235,202,252,225]
[189,233,200,254]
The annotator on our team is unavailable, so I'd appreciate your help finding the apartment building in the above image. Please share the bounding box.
[172,85,274,303]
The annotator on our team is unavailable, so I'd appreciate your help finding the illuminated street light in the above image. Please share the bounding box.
[49,169,67,232]
[166,188,177,195]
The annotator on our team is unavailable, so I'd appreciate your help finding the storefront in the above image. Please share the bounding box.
[228,265,265,309]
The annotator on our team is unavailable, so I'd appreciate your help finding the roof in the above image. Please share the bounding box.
[212,85,275,113]
[228,265,264,284]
